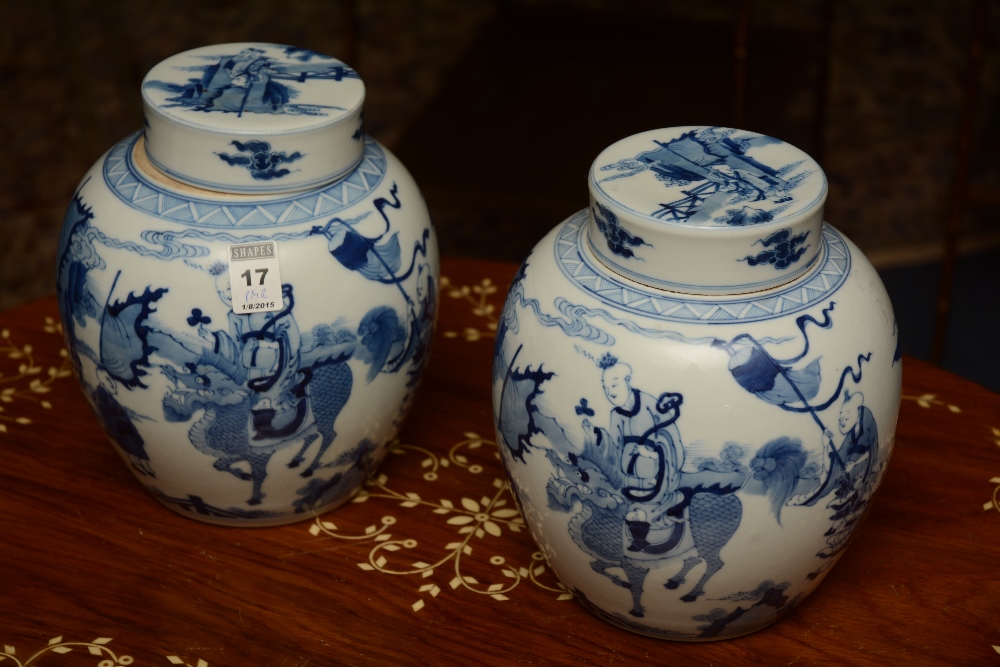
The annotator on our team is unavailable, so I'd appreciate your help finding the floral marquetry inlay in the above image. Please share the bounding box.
[307,434,572,611]
[439,276,498,342]
[0,637,131,666]
[0,318,74,432]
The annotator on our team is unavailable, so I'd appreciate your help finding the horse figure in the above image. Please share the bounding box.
[163,363,280,505]
[545,436,807,618]
[286,357,354,477]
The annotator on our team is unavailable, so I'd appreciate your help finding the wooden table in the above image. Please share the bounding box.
[2,258,999,666]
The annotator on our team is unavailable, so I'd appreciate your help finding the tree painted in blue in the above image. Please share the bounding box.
[495,344,557,463]
[145,47,358,117]
[100,278,169,390]
[718,205,778,227]
[592,202,647,259]
[599,127,810,225]
[741,228,810,269]
[217,140,303,180]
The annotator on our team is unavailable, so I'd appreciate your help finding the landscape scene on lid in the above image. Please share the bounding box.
[599,127,818,227]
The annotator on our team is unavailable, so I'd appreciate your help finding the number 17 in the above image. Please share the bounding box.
[240,268,268,286]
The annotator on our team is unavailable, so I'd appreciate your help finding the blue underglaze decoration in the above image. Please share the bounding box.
[57,185,434,508]
[535,361,807,617]
[592,202,647,259]
[575,578,804,639]
[293,439,378,513]
[101,281,168,389]
[496,345,557,463]
[217,140,303,180]
[716,204,790,226]
[806,390,883,580]
[104,133,387,227]
[892,318,902,365]
[283,46,335,62]
[352,111,365,141]
[151,490,281,519]
[93,384,155,478]
[742,228,810,270]
[555,211,850,324]
[495,256,882,626]
[145,47,357,117]
[599,127,811,225]
[187,308,211,326]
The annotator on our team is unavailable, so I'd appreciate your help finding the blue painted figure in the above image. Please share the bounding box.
[588,354,685,552]
[56,184,432,509]
[546,425,807,618]
[798,390,882,577]
[145,47,359,117]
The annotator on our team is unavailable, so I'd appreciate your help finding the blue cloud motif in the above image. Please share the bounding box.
[217,140,304,180]
[593,202,648,259]
[741,228,810,270]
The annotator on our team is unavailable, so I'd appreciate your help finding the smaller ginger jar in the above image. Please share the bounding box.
[56,43,438,526]
[492,127,901,639]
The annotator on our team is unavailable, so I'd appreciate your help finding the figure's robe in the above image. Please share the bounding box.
[804,406,879,506]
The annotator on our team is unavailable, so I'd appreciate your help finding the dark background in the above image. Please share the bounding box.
[4,0,999,389]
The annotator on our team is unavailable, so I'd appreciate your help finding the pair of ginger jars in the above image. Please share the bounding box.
[57,43,901,640]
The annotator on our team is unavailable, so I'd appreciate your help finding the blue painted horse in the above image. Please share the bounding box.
[545,436,807,618]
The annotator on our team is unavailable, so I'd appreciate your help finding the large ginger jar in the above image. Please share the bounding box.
[492,127,900,639]
[56,43,438,526]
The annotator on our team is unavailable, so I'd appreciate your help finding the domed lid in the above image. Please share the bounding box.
[587,126,828,295]
[141,42,366,194]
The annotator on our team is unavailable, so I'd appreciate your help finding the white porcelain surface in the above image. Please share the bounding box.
[58,86,436,525]
[589,127,826,294]
[142,43,366,193]
[492,127,900,640]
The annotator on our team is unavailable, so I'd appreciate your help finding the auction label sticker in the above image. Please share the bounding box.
[228,241,283,314]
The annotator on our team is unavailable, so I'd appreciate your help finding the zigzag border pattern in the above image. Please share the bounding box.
[103,132,387,228]
[554,211,851,324]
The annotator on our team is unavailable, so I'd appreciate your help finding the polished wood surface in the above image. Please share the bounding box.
[3,258,999,666]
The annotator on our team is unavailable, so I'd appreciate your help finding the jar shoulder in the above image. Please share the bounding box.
[516,210,895,339]
[65,132,428,237]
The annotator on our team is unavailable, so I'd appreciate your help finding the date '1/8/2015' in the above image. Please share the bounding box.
[242,299,276,311]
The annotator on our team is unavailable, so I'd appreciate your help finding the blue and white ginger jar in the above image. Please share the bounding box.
[56,43,439,526]
[492,127,901,639]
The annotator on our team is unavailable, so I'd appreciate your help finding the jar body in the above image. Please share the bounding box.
[57,132,438,526]
[492,210,900,639]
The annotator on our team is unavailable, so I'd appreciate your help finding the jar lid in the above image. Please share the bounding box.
[141,42,365,194]
[587,126,828,295]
